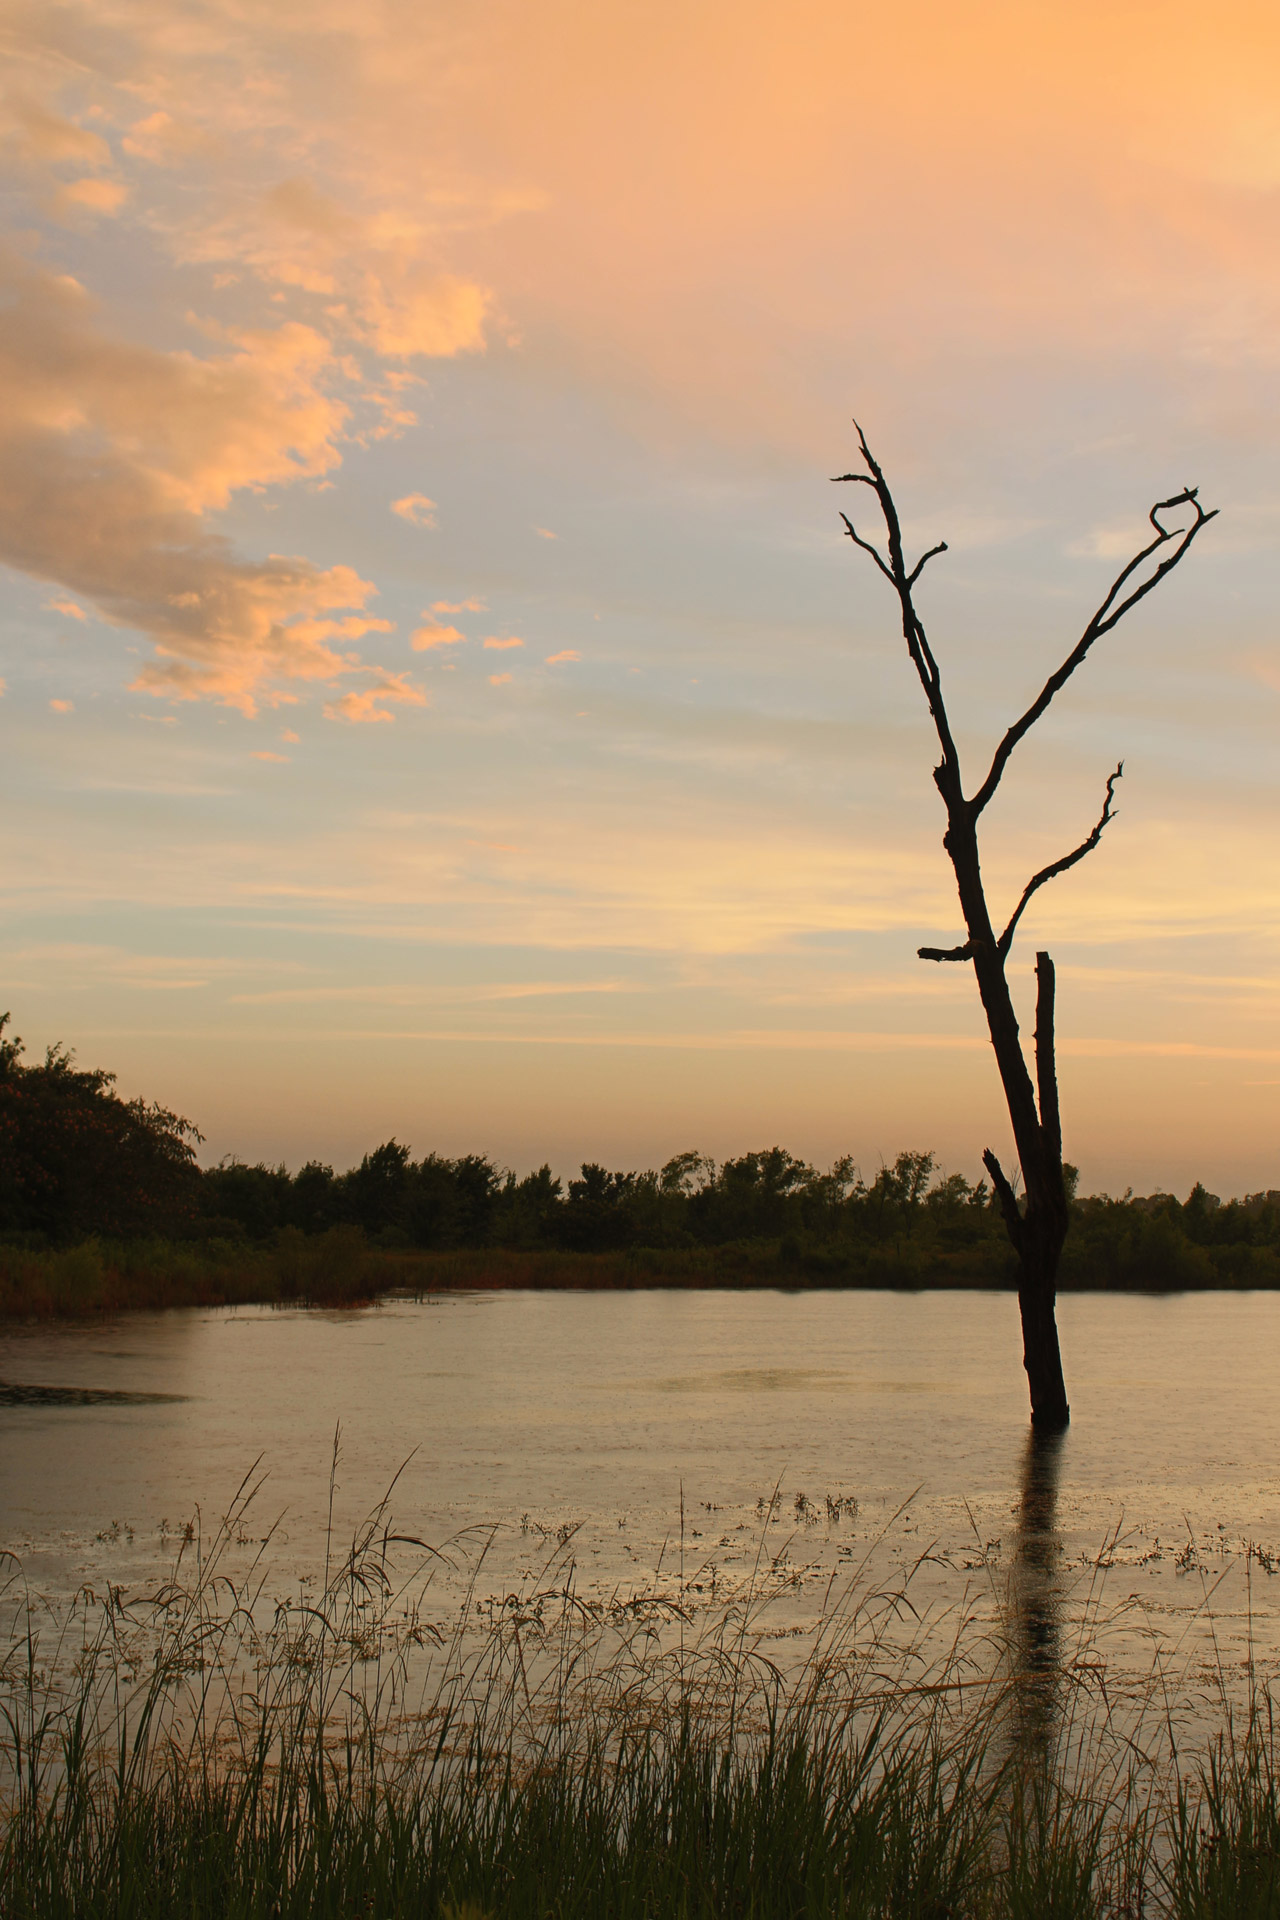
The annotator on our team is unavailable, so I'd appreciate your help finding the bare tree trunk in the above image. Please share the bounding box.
[835,429,1215,1427]
[944,774,1071,1422]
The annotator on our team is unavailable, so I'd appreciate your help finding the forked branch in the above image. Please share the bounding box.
[834,425,961,782]
[996,763,1123,960]
[983,1148,1024,1247]
[969,492,1216,817]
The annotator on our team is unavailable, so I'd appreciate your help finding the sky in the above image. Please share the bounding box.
[2,0,1280,1197]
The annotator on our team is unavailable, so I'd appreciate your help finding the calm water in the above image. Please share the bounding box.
[2,1289,1279,1703]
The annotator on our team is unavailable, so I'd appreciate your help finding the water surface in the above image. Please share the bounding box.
[2,1289,1277,1704]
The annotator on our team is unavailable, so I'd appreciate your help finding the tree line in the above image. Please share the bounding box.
[4,1015,1280,1290]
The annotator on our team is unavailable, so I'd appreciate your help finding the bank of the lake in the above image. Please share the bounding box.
[7,1209,1280,1322]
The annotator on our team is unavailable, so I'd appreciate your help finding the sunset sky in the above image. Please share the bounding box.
[3,0,1280,1196]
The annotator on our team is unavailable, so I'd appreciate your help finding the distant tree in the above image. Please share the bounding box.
[450,1153,503,1246]
[288,1160,341,1235]
[0,1015,200,1239]
[405,1153,466,1247]
[836,431,1215,1425]
[563,1164,640,1251]
[497,1164,565,1246]
[706,1147,813,1241]
[200,1159,293,1239]
[343,1140,412,1239]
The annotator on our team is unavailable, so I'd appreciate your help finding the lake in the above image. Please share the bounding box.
[2,1288,1278,1729]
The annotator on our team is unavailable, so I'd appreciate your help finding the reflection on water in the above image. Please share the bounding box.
[0,1384,188,1406]
[1,1288,1279,1718]
[1006,1425,1066,1766]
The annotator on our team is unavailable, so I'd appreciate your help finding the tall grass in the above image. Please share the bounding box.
[0,1226,386,1318]
[2,1472,1277,1918]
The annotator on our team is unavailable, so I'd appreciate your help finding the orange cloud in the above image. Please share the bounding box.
[545,649,580,664]
[122,111,207,166]
[358,270,488,360]
[167,176,493,364]
[391,492,437,528]
[432,597,486,613]
[324,671,427,724]
[0,251,389,715]
[45,597,87,620]
[280,728,300,742]
[53,178,127,217]
[483,635,524,651]
[533,527,557,540]
[4,96,111,169]
[411,620,463,650]
[251,749,289,762]
[133,606,394,716]
[488,672,512,686]
[49,698,73,712]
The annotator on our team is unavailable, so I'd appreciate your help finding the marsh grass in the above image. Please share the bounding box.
[1,1470,1277,1919]
[0,1227,386,1319]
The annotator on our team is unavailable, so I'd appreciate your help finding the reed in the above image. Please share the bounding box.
[1,1473,1276,1919]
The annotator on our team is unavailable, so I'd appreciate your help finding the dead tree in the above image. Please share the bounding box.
[835,430,1215,1426]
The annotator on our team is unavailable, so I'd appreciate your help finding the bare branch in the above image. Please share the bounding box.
[833,427,962,783]
[970,490,1216,817]
[997,764,1122,959]
[1034,952,1062,1164]
[918,940,973,963]
[838,512,894,582]
[906,541,948,588]
[983,1148,1024,1248]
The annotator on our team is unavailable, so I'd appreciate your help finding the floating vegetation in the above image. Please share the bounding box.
[1,1463,1278,1918]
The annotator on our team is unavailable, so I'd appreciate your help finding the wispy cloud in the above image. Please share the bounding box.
[231,979,630,1007]
[323,671,427,723]
[411,619,463,650]
[53,177,127,217]
[391,492,437,528]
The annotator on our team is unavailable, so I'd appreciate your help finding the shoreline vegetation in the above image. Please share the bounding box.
[3,1475,1278,1919]
[5,1016,1280,1318]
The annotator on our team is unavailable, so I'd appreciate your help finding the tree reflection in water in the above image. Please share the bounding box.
[1006,1424,1067,1766]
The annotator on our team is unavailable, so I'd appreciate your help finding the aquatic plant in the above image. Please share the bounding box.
[1,1472,1276,1917]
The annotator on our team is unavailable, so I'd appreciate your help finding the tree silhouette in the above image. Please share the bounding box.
[836,431,1216,1425]
[0,1014,201,1239]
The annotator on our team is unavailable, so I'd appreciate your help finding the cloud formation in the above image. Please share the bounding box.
[0,251,395,713]
[0,25,503,718]
[391,492,438,528]
[410,619,464,650]
[483,635,523,651]
[324,671,427,724]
